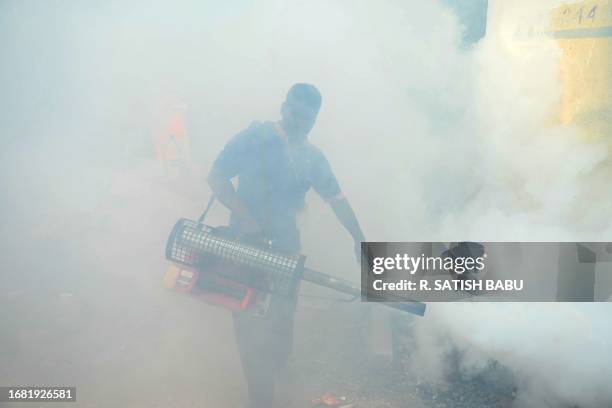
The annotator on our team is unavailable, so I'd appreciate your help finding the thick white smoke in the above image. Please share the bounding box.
[409,303,612,408]
[2,0,611,407]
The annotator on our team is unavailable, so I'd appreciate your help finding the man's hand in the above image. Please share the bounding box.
[354,240,363,263]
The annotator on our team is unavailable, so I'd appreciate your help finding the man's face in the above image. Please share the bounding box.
[281,99,319,142]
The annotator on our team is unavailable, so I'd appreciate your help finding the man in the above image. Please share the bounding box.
[208,83,365,408]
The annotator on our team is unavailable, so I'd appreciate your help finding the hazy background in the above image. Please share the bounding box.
[1,0,611,407]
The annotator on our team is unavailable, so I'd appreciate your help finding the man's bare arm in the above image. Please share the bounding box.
[328,195,366,260]
[207,169,260,233]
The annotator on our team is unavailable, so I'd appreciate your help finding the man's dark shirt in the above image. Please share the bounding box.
[212,121,341,252]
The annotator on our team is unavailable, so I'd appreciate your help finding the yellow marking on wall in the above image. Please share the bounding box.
[551,1,612,141]
[551,0,612,31]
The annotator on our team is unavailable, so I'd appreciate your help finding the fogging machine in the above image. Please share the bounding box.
[164,212,426,317]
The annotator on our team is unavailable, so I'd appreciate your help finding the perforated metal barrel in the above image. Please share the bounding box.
[165,219,304,298]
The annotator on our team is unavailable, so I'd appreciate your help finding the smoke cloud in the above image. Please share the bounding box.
[2,0,611,407]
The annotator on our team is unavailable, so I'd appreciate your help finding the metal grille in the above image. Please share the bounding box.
[166,219,304,297]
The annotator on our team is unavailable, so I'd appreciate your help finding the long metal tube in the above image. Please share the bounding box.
[303,268,427,316]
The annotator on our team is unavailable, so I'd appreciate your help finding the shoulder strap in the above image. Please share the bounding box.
[197,195,216,225]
